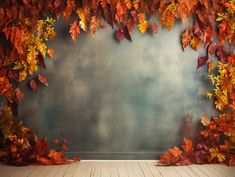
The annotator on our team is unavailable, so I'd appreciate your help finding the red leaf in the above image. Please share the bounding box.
[123,26,132,42]
[38,74,48,86]
[197,56,208,69]
[30,79,37,92]
[53,138,59,145]
[208,41,217,56]
[176,157,192,166]
[73,157,81,161]
[69,21,80,44]
[151,22,158,33]
[61,144,68,151]
[216,46,227,63]
[15,87,24,104]
[116,28,124,41]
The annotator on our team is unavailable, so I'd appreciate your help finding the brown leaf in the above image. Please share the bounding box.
[116,29,124,41]
[197,56,208,69]
[123,26,132,42]
[47,48,55,59]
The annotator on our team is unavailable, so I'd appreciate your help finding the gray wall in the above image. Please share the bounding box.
[19,19,216,159]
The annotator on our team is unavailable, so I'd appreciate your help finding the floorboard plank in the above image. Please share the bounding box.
[190,165,209,177]
[138,161,154,177]
[54,164,70,177]
[204,164,230,177]
[63,162,78,177]
[100,162,110,177]
[181,166,198,177]
[109,161,119,177]
[146,162,162,177]
[174,166,191,177]
[92,161,101,177]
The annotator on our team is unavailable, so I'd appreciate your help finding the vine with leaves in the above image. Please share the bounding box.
[0,0,234,165]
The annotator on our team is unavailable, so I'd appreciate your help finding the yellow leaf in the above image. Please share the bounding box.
[138,21,148,34]
[205,91,213,99]
[76,8,87,31]
[38,43,47,57]
[190,37,200,50]
[27,49,38,64]
[208,61,216,73]
[19,70,27,82]
[29,64,38,75]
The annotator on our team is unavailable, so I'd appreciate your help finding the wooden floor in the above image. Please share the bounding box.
[0,160,234,177]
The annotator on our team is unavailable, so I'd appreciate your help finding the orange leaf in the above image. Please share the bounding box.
[190,37,200,50]
[69,21,80,44]
[182,138,193,153]
[208,60,216,73]
[181,28,193,50]
[47,48,55,59]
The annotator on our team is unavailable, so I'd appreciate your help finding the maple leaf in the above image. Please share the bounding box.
[30,79,37,92]
[197,56,208,69]
[133,0,140,9]
[125,0,132,9]
[151,22,158,33]
[190,37,200,50]
[47,48,55,59]
[208,41,217,57]
[182,138,193,153]
[159,146,182,165]
[176,157,192,166]
[181,28,193,50]
[15,87,24,104]
[69,21,80,44]
[208,60,216,73]
[38,74,48,86]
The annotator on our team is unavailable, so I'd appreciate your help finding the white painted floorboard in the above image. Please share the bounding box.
[0,160,234,177]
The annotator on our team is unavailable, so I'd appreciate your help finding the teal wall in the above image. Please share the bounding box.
[19,19,217,159]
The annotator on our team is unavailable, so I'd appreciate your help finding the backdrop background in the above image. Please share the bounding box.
[19,19,217,159]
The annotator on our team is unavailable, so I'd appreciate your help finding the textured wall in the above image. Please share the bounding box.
[19,19,217,159]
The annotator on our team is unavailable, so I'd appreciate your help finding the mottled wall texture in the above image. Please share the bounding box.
[19,19,217,159]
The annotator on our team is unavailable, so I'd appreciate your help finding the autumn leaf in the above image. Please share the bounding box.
[123,26,132,42]
[182,138,193,153]
[181,28,193,51]
[53,138,59,145]
[69,21,80,44]
[19,70,27,82]
[208,60,216,73]
[197,56,208,69]
[38,43,47,58]
[76,8,87,31]
[47,48,55,59]
[90,16,100,35]
[38,74,48,86]
[208,41,217,57]
[151,22,158,33]
[116,29,124,41]
[15,87,24,104]
[30,79,37,92]
[190,37,200,50]
[201,114,210,126]
[138,21,148,34]
[205,91,213,99]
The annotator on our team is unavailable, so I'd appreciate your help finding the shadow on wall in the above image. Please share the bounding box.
[19,19,217,159]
